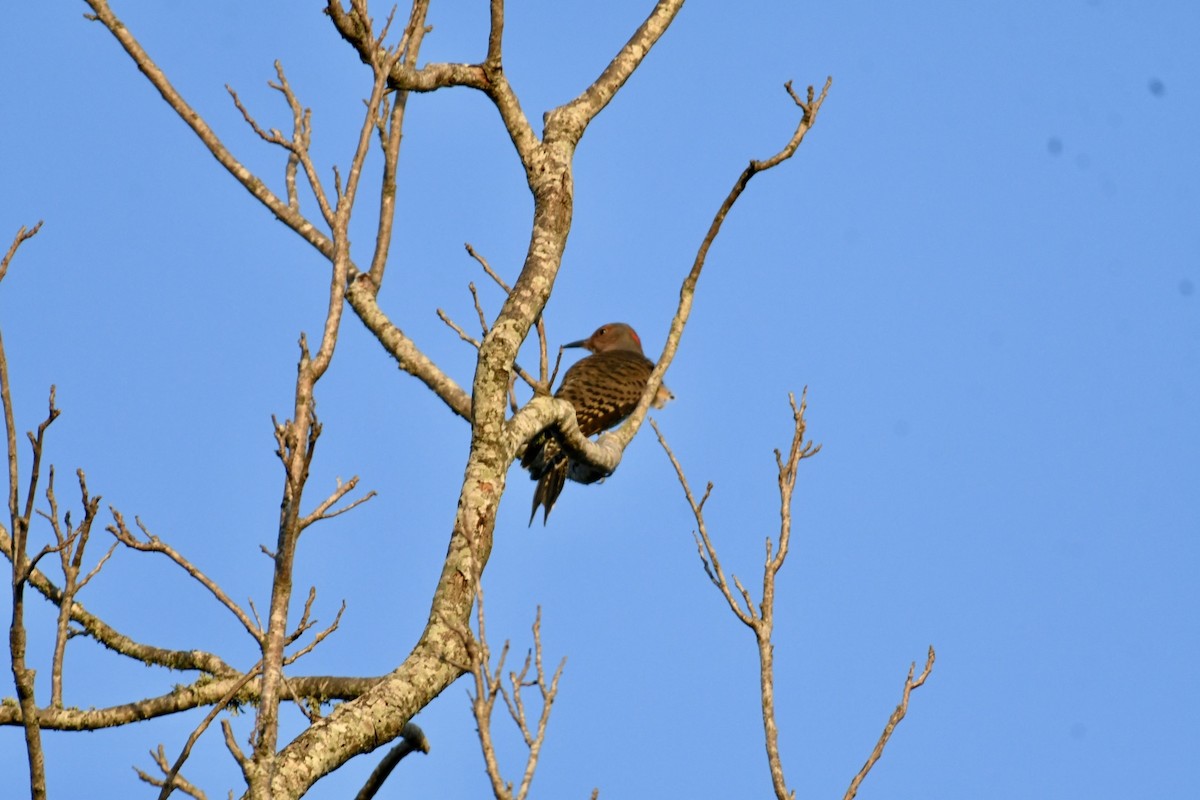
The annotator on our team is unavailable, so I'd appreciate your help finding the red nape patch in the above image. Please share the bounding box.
[630,329,642,346]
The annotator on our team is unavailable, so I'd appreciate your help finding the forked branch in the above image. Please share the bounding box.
[654,392,820,799]
[658,392,932,798]
[42,467,110,708]
[456,588,567,800]
[135,745,208,800]
[553,0,686,136]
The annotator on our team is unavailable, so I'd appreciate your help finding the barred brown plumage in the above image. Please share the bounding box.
[522,323,672,525]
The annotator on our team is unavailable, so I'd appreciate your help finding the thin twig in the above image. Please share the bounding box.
[366,0,427,287]
[152,663,262,800]
[135,745,207,800]
[438,308,482,349]
[470,282,490,336]
[439,306,541,392]
[298,475,375,529]
[283,601,346,666]
[108,511,263,643]
[459,245,549,396]
[651,420,753,625]
[221,718,251,782]
[843,647,936,800]
[281,673,320,723]
[465,242,512,293]
[0,221,44,285]
[467,587,511,800]
[546,347,564,393]
[508,372,520,415]
[536,316,549,387]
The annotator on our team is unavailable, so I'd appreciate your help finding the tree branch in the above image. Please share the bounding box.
[504,396,622,480]
[614,79,833,456]
[517,79,833,493]
[83,1,333,256]
[135,745,208,800]
[460,590,566,800]
[843,647,936,800]
[652,421,754,626]
[0,220,43,285]
[550,0,686,140]
[250,36,407,788]
[1,223,53,798]
[326,0,540,167]
[0,524,236,674]
[153,664,263,800]
[45,467,108,708]
[84,1,470,427]
[0,674,380,730]
[366,0,432,288]
[108,511,263,643]
[655,391,821,799]
[345,273,473,419]
[353,722,430,800]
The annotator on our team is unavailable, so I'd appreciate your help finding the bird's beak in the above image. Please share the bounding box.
[563,338,588,349]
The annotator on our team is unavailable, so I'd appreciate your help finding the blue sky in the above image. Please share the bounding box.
[2,1,1197,797]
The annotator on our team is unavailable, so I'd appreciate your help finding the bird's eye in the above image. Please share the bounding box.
[598,327,607,335]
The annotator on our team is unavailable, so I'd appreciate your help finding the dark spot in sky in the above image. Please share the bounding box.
[1149,78,1165,97]
[1180,278,1194,297]
[1047,137,1063,156]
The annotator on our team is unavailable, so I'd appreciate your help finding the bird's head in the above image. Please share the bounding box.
[565,322,645,354]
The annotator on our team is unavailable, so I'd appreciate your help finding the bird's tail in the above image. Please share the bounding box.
[520,431,551,475]
[529,455,569,526]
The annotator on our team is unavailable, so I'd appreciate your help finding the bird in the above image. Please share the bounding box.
[522,322,672,525]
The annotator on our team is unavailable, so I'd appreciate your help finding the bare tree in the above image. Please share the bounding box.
[2,3,931,799]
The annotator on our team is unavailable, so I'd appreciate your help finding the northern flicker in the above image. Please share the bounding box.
[522,322,672,525]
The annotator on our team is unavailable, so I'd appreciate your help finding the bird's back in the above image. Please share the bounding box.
[555,349,655,437]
